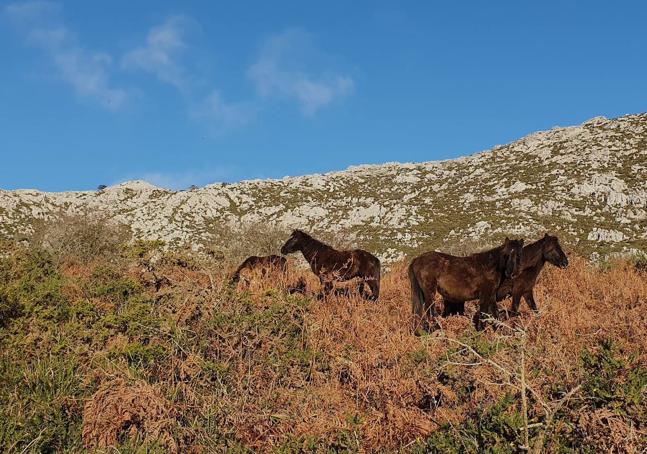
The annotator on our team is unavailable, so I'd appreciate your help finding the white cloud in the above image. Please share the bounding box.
[248,28,354,115]
[4,1,127,110]
[4,1,56,25]
[124,17,254,133]
[192,90,257,134]
[122,16,191,90]
[5,5,354,127]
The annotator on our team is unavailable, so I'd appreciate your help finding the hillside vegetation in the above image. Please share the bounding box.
[1,113,646,262]
[0,219,645,453]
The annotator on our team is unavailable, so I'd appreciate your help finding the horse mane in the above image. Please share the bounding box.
[469,244,505,260]
[296,230,335,252]
[521,236,548,265]
[468,239,523,271]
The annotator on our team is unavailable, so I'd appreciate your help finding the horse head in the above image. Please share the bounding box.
[542,233,568,268]
[281,230,306,255]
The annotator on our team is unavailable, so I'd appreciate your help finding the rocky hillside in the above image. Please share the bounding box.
[1,113,646,262]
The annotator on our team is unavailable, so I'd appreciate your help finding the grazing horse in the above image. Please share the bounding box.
[280,230,381,300]
[443,233,568,317]
[408,238,524,331]
[229,255,287,285]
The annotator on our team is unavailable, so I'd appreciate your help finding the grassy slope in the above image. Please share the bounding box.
[1,235,645,453]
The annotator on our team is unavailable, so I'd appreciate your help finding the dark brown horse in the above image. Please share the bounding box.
[280,230,381,300]
[229,255,287,285]
[408,237,524,331]
[442,233,568,317]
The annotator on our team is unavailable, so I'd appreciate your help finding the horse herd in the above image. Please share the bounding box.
[230,229,569,331]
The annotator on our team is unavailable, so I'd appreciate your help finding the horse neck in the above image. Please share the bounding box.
[522,239,546,269]
[299,235,333,264]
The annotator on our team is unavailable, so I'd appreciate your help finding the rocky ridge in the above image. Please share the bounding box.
[1,113,646,262]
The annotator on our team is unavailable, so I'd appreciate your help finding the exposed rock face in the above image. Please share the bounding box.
[1,113,646,262]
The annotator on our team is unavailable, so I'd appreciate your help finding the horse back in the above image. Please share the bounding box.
[411,251,497,301]
[266,255,287,268]
[413,251,488,279]
[242,255,286,270]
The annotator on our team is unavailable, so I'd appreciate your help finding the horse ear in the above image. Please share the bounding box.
[504,237,510,244]
[519,239,525,246]
[544,232,549,238]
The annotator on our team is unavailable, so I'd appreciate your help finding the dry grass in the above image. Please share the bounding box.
[0,238,645,452]
[82,378,180,452]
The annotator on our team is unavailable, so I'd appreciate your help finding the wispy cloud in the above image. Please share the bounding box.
[4,1,127,110]
[124,17,254,133]
[5,4,355,126]
[192,90,257,134]
[248,28,354,115]
[122,15,192,90]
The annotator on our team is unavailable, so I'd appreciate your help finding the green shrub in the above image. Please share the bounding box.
[0,290,22,328]
[0,247,68,322]
[109,341,168,367]
[99,296,161,337]
[545,340,647,451]
[581,340,647,417]
[0,354,85,452]
[415,393,525,454]
[83,265,141,304]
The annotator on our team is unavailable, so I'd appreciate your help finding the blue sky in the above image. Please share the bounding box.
[1,1,646,191]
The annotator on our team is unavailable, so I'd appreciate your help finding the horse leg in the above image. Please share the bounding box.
[474,288,496,331]
[317,276,330,300]
[524,291,539,313]
[357,281,366,298]
[509,291,522,318]
[366,277,380,301]
[442,298,465,317]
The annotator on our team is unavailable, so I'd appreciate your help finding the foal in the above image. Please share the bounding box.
[280,230,381,300]
[229,255,287,286]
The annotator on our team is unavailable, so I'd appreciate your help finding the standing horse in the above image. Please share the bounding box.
[280,230,381,300]
[442,234,568,317]
[229,255,287,286]
[408,238,524,331]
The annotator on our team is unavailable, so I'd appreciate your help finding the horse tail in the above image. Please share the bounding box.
[408,260,425,318]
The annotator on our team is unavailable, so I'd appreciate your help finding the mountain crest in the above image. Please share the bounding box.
[1,113,646,261]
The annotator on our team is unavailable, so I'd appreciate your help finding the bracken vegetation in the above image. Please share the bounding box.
[0,218,645,453]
